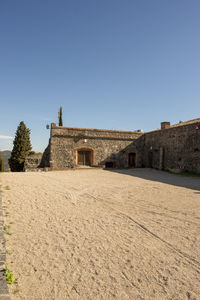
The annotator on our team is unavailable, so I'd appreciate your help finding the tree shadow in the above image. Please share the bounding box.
[104,168,200,192]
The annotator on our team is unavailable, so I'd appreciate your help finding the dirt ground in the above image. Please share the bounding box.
[1,168,200,300]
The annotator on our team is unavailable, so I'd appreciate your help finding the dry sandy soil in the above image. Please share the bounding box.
[1,168,200,300]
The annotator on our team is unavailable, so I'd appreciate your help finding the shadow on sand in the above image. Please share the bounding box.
[104,168,200,192]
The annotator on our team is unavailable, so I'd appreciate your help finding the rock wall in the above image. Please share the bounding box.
[24,145,50,171]
[24,119,200,173]
[49,124,142,169]
[24,153,43,171]
[135,119,200,173]
[40,144,50,168]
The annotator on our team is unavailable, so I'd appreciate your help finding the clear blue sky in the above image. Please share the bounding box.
[0,0,200,152]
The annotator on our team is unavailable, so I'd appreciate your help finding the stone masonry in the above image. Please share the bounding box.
[49,124,143,169]
[135,119,200,173]
[24,118,200,174]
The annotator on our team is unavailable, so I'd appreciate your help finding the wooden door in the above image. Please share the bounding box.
[84,151,91,165]
[128,153,136,167]
[78,151,84,165]
[78,151,91,165]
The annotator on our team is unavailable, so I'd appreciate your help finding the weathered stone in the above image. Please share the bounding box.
[49,124,142,169]
[24,153,43,170]
[24,118,200,173]
[136,119,200,173]
[24,145,50,171]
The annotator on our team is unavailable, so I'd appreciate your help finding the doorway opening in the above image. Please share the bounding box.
[105,161,114,168]
[128,153,136,167]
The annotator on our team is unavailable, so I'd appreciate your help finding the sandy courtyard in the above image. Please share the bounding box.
[1,168,200,300]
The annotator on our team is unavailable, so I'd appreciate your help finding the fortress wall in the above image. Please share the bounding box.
[50,124,142,168]
[137,121,200,173]
[51,123,141,140]
[24,145,50,171]
[24,120,200,173]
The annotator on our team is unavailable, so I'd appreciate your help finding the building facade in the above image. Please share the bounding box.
[49,123,142,169]
[24,118,200,174]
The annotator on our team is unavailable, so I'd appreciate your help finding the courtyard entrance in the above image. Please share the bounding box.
[78,150,92,166]
[128,153,136,167]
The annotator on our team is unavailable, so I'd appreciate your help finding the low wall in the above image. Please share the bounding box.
[24,145,50,171]
[24,153,43,171]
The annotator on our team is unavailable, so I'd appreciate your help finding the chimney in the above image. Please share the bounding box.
[161,122,170,129]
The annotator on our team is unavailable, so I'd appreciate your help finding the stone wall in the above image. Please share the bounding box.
[24,119,200,173]
[40,144,50,168]
[49,123,142,169]
[24,153,43,171]
[135,119,200,173]
[24,145,50,171]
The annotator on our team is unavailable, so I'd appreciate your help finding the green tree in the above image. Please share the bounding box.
[0,153,5,172]
[9,121,32,172]
[58,106,63,126]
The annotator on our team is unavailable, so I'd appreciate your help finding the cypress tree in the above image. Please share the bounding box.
[0,153,5,172]
[9,121,32,172]
[58,106,63,126]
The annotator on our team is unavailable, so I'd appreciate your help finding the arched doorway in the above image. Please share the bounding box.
[128,153,136,167]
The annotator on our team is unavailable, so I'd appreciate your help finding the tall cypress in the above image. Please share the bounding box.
[58,106,63,126]
[9,121,32,172]
[0,153,5,172]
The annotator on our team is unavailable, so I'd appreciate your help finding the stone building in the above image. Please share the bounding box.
[135,119,200,173]
[25,118,200,173]
[49,123,143,169]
